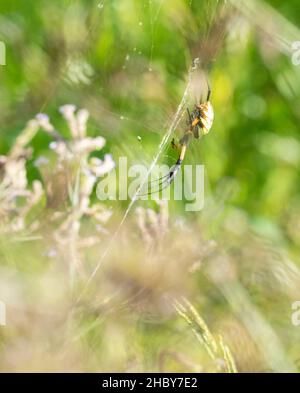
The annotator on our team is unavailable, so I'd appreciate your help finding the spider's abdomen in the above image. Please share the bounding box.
[199,101,214,135]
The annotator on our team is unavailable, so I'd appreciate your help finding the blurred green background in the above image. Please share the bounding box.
[1,0,300,372]
[1,0,300,245]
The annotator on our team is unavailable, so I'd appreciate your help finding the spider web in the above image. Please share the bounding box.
[26,0,227,299]
[74,0,229,300]
[77,58,200,302]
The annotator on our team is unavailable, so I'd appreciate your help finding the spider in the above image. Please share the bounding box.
[140,83,214,195]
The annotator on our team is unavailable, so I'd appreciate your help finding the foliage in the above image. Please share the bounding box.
[1,0,300,372]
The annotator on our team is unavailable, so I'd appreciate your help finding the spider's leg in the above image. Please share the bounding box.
[145,171,173,185]
[193,124,200,139]
[137,162,179,196]
[171,137,180,150]
[187,108,192,126]
[138,175,175,196]
[137,174,173,196]
[137,144,188,196]
[206,78,211,101]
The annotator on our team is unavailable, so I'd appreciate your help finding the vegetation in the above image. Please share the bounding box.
[0,0,300,372]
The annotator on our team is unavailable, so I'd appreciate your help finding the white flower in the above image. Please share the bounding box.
[36,113,54,132]
[89,154,115,177]
[59,104,77,117]
[72,136,106,154]
[59,105,78,138]
[77,109,90,138]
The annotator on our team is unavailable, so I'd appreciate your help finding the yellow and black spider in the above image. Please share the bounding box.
[141,83,214,195]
